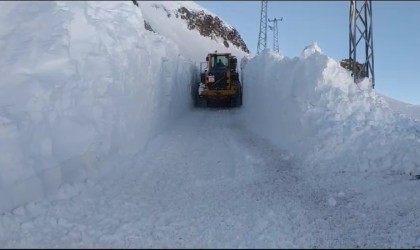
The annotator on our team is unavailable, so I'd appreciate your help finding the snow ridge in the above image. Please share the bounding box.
[241,46,420,176]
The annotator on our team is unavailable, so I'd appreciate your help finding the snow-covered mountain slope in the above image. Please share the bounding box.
[379,94,420,119]
[241,43,420,176]
[138,1,249,61]
[0,1,248,213]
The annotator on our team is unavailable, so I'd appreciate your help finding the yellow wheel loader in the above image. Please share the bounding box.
[191,52,242,108]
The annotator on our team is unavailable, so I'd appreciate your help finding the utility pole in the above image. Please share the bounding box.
[349,0,375,88]
[257,0,268,54]
[268,17,283,53]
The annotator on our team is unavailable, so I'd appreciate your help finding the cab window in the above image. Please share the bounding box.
[211,55,228,69]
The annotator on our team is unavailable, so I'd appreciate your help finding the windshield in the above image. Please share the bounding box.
[211,55,228,69]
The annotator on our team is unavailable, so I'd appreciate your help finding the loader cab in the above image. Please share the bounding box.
[209,54,229,70]
[204,53,231,90]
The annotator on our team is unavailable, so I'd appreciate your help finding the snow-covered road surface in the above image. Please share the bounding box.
[1,109,419,248]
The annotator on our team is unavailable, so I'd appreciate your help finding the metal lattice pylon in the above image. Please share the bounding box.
[349,0,375,88]
[257,0,268,54]
[268,17,282,53]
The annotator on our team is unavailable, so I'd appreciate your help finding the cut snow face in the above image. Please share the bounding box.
[241,44,420,176]
[0,1,201,213]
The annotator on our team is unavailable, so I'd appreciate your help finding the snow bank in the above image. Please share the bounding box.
[0,1,197,213]
[241,43,420,175]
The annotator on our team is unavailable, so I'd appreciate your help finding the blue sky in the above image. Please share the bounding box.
[197,1,420,105]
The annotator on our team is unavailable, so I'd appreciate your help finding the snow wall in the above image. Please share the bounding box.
[0,1,197,213]
[241,44,420,175]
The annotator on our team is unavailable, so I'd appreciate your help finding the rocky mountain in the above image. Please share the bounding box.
[137,1,249,61]
[176,7,249,53]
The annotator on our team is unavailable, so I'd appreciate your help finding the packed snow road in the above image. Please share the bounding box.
[0,109,317,248]
[1,109,419,248]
